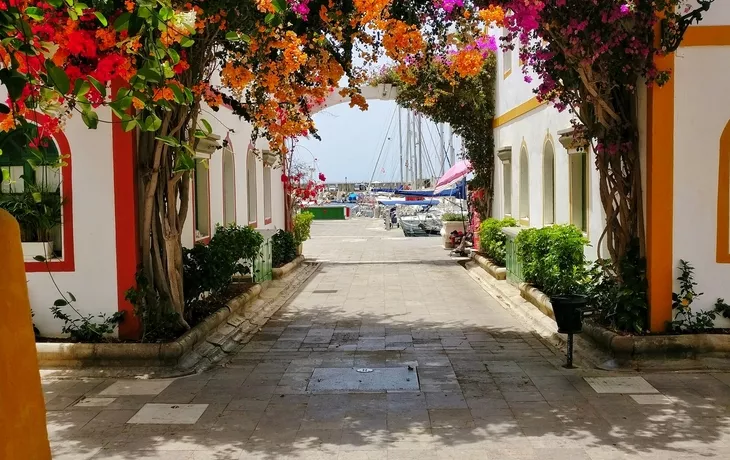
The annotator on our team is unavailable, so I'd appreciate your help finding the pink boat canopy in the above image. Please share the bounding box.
[433,160,472,194]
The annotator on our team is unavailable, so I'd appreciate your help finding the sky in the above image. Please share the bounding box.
[292,100,463,184]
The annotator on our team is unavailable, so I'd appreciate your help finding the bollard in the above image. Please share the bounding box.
[0,209,52,459]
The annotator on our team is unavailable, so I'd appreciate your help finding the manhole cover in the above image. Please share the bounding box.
[307,367,419,392]
[313,290,338,294]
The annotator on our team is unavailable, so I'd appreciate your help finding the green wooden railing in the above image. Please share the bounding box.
[252,231,274,282]
[503,227,524,284]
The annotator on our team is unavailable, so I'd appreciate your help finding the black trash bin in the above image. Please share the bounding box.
[550,294,587,334]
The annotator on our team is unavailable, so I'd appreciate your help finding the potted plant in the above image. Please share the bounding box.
[440,212,467,249]
[0,185,63,261]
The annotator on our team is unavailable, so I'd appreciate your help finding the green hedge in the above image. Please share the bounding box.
[272,230,298,268]
[515,224,589,297]
[182,224,264,307]
[478,217,517,266]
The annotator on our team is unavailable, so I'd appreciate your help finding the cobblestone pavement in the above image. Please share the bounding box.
[46,220,730,459]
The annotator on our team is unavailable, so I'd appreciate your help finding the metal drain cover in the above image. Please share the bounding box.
[308,367,419,392]
[313,290,338,294]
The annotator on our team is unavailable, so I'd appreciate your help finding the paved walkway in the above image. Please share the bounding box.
[46,220,730,459]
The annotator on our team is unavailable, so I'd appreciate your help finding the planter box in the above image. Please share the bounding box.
[441,221,466,248]
[22,242,54,261]
[273,255,305,280]
[471,252,507,280]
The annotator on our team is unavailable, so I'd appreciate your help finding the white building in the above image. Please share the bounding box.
[492,6,730,331]
[1,88,286,337]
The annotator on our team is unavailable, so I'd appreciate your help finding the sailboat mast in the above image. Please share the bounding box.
[398,107,403,185]
[405,110,411,185]
[417,114,423,189]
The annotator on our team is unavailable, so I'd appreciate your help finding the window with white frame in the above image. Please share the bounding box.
[502,28,512,77]
[263,166,272,223]
[543,141,555,224]
[222,147,235,226]
[519,146,530,224]
[247,150,257,224]
[194,159,210,239]
[0,127,64,255]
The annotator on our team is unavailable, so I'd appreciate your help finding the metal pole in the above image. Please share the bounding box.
[417,114,423,189]
[449,124,456,167]
[439,123,446,176]
[398,108,404,185]
[405,110,411,185]
[565,333,574,369]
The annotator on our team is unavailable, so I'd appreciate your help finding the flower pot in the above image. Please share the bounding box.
[550,294,587,334]
[22,242,54,262]
[441,221,465,248]
[296,244,303,256]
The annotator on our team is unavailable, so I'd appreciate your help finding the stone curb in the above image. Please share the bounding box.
[470,252,507,280]
[272,255,305,280]
[37,280,269,369]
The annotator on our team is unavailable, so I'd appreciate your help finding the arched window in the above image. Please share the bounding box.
[519,145,530,225]
[247,149,257,225]
[543,140,555,225]
[222,147,235,226]
[718,121,730,263]
[0,121,72,267]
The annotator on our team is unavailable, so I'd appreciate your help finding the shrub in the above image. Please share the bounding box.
[515,224,589,297]
[478,217,517,266]
[586,241,647,333]
[183,224,264,307]
[50,293,125,343]
[272,230,297,268]
[293,211,314,246]
[442,212,466,222]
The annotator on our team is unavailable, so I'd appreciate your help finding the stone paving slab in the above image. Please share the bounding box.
[44,220,730,459]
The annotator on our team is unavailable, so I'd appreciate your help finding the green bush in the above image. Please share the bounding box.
[478,217,517,266]
[272,230,297,268]
[515,224,589,297]
[442,212,466,222]
[293,212,314,246]
[183,224,264,307]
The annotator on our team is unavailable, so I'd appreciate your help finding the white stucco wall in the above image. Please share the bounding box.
[673,44,730,318]
[181,104,286,249]
[24,109,120,336]
[493,47,606,261]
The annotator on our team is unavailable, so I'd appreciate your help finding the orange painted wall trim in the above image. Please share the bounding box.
[718,122,730,263]
[493,97,546,128]
[646,51,676,333]
[112,80,141,340]
[681,26,730,47]
[22,113,75,273]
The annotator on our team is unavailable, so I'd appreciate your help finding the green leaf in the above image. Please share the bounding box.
[25,7,45,20]
[122,116,138,132]
[272,0,287,12]
[143,113,162,131]
[94,11,107,26]
[265,13,276,25]
[167,48,180,65]
[73,79,90,97]
[159,6,173,21]
[155,135,179,147]
[18,20,33,39]
[87,76,106,98]
[114,12,131,32]
[31,191,42,203]
[200,119,212,135]
[47,0,63,7]
[169,83,186,104]
[193,129,206,138]
[45,62,70,95]
[67,292,77,302]
[136,67,162,83]
[33,255,46,262]
[81,110,99,129]
[179,36,194,48]
[174,151,195,172]
[54,299,68,307]
[225,31,242,41]
[67,7,78,21]
[0,103,9,114]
